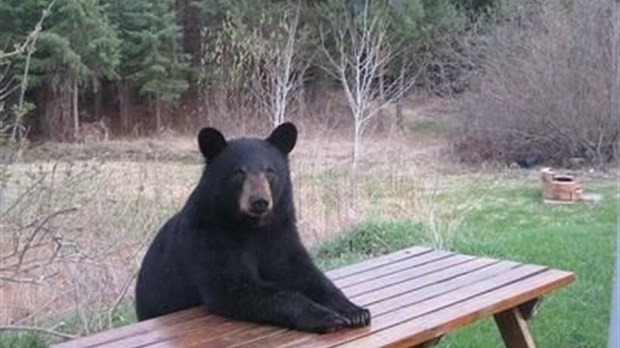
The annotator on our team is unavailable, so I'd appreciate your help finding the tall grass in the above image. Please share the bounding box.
[1,134,462,344]
[0,156,196,338]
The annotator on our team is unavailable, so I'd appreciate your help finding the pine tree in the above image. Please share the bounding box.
[0,0,51,139]
[110,0,189,132]
[32,0,120,141]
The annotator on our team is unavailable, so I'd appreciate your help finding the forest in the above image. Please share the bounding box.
[2,0,616,164]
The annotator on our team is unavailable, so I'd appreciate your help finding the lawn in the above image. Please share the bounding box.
[315,181,617,347]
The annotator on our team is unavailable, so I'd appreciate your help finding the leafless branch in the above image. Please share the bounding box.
[0,0,56,64]
[318,0,422,171]
[246,1,311,127]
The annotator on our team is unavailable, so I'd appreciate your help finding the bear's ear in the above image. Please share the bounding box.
[267,122,297,155]
[198,127,227,163]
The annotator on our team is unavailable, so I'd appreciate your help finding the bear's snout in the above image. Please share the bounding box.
[249,195,270,214]
[239,173,273,217]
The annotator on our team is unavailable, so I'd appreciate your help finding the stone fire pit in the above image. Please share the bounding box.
[541,168,583,203]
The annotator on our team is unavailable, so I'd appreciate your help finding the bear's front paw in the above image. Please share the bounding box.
[341,306,371,327]
[297,308,349,334]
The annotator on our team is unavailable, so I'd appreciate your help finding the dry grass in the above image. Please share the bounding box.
[3,125,614,342]
[0,158,197,332]
[0,120,480,338]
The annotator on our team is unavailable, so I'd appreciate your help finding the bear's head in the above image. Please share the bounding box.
[197,123,297,227]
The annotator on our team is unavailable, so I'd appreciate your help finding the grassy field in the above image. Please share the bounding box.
[0,130,617,347]
[316,181,617,348]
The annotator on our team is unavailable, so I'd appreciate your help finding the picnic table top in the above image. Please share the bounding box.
[53,246,574,348]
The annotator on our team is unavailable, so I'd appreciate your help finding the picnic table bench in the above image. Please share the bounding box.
[53,246,573,348]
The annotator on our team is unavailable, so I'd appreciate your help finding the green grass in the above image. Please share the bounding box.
[315,182,617,348]
[3,180,615,347]
[313,220,428,270]
[0,302,137,348]
[0,333,46,348]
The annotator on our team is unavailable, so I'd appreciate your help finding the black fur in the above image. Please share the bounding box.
[135,123,370,333]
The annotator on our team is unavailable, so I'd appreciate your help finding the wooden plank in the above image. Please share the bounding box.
[95,314,228,348]
[52,308,205,348]
[363,265,547,328]
[232,263,540,348]
[286,265,549,348]
[334,269,574,348]
[341,254,477,298]
[51,247,427,348]
[347,258,505,305]
[51,249,574,348]
[231,330,314,348]
[325,246,432,280]
[494,307,536,348]
[51,248,431,348]
[355,261,520,316]
[129,256,501,348]
[334,250,454,288]
[160,325,282,348]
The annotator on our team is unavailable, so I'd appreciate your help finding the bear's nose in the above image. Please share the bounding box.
[250,197,270,214]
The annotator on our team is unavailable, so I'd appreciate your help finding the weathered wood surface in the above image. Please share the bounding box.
[53,246,574,348]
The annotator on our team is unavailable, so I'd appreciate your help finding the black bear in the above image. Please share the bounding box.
[135,123,370,333]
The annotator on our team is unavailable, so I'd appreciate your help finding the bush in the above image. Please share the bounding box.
[313,220,426,270]
[451,0,618,165]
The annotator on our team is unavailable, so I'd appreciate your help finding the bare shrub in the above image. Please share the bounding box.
[0,157,193,337]
[451,0,618,165]
[318,0,421,171]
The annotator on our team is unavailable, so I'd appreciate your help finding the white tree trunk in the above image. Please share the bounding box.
[352,118,363,171]
[318,0,420,174]
[155,93,161,132]
[272,3,300,127]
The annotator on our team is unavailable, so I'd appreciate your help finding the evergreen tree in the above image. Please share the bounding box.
[0,0,51,139]
[32,0,120,141]
[0,0,46,52]
[110,0,189,132]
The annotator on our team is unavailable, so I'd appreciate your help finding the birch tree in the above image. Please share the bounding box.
[319,0,421,171]
[257,2,307,127]
[226,0,311,127]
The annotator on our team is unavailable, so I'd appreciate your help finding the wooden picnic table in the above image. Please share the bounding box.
[53,246,574,348]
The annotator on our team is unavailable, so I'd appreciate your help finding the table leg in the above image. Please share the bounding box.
[518,298,541,320]
[494,307,536,348]
[411,336,443,348]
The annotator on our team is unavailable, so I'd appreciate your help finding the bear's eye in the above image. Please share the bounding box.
[265,167,276,177]
[234,168,247,178]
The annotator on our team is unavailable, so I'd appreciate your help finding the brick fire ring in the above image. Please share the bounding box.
[541,168,583,204]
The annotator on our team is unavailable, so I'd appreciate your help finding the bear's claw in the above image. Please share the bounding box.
[341,307,371,327]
